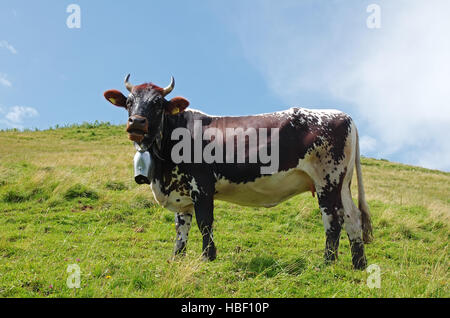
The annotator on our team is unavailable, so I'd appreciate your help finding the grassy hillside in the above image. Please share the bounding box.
[0,122,448,298]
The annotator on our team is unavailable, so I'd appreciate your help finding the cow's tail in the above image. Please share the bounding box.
[355,129,373,244]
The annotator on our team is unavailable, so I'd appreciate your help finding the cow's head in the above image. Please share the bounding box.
[103,74,189,147]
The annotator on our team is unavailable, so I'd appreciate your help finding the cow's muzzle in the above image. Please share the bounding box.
[126,115,148,143]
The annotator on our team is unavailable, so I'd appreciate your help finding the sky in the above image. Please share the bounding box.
[0,0,449,172]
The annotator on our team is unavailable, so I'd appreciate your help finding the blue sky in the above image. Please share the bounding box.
[1,1,449,171]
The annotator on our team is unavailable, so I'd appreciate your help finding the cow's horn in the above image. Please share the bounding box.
[124,74,134,92]
[162,76,175,96]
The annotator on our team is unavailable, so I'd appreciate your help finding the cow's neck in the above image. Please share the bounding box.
[149,114,176,162]
[149,110,217,183]
[147,112,186,183]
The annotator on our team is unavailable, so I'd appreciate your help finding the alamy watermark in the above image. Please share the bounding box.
[66,264,81,289]
[366,4,381,29]
[366,264,381,289]
[66,4,81,29]
[171,120,280,175]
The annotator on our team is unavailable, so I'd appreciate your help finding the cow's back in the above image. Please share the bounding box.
[210,107,354,207]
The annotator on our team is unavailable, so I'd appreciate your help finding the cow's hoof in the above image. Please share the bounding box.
[173,248,187,257]
[201,249,216,261]
[201,253,216,261]
[324,252,338,264]
[324,258,338,266]
[352,257,367,270]
[170,254,184,262]
[324,249,339,265]
[170,250,187,262]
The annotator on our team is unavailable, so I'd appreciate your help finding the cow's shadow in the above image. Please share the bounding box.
[234,255,307,278]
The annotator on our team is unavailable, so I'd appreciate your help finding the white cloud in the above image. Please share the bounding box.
[0,106,39,129]
[0,73,12,87]
[0,40,17,54]
[360,135,377,154]
[5,106,39,123]
[219,0,450,171]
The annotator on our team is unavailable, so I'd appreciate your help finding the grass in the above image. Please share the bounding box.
[0,123,448,298]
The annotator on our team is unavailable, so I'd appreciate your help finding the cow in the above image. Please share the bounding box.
[103,75,373,269]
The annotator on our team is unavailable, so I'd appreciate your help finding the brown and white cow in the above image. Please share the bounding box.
[104,75,373,269]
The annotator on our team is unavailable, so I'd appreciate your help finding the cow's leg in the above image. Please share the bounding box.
[194,197,216,261]
[319,201,344,264]
[341,185,367,270]
[173,212,193,257]
[316,175,345,264]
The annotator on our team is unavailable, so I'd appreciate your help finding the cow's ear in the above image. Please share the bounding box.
[104,90,127,108]
[165,97,190,115]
